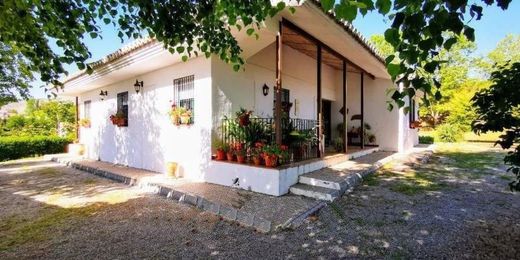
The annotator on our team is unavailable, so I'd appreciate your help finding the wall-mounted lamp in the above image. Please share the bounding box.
[262,84,269,96]
[134,80,144,94]
[99,90,108,100]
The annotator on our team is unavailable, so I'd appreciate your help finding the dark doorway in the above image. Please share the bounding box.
[322,100,332,146]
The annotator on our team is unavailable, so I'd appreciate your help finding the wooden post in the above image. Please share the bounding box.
[275,22,283,145]
[360,72,365,149]
[342,60,347,153]
[75,96,79,140]
[317,45,323,158]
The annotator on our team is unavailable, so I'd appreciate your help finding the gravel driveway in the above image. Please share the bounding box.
[0,143,518,259]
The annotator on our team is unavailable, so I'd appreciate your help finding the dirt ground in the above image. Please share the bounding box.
[0,143,518,259]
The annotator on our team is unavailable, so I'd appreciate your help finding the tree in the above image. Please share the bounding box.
[478,34,520,76]
[0,0,512,109]
[369,34,395,58]
[0,43,33,106]
[472,62,520,191]
[1,99,76,138]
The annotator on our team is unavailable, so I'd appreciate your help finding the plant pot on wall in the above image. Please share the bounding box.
[216,149,226,160]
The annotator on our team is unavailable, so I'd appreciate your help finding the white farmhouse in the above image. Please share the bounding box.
[61,1,419,197]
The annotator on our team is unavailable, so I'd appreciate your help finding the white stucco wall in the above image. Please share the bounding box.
[78,57,212,180]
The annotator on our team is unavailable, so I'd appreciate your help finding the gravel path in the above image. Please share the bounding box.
[0,143,518,259]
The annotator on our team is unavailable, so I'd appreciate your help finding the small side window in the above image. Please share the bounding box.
[117,92,129,126]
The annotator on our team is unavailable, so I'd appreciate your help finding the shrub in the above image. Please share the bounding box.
[435,124,464,143]
[419,135,435,144]
[0,136,73,161]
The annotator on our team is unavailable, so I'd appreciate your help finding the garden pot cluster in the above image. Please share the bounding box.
[215,142,289,168]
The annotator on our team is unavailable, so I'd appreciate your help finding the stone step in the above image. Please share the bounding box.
[289,184,339,202]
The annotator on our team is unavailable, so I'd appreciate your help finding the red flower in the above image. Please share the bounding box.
[280,145,288,151]
[255,142,264,148]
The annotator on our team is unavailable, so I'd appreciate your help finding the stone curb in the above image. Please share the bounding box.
[50,157,273,233]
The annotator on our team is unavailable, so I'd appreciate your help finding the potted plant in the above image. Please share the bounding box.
[250,142,264,166]
[236,148,246,164]
[168,104,181,125]
[79,118,91,128]
[215,143,229,161]
[226,147,235,161]
[180,110,192,125]
[410,120,422,129]
[109,112,126,127]
[262,144,281,168]
[236,107,252,127]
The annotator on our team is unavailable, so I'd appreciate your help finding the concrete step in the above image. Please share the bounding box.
[298,175,343,190]
[289,184,339,202]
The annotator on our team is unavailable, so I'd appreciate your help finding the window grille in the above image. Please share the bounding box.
[173,75,195,122]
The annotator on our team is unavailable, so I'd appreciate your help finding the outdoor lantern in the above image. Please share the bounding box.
[262,83,269,96]
[99,90,108,100]
[134,80,144,94]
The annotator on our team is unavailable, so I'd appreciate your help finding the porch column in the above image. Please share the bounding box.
[75,96,79,140]
[275,22,283,145]
[360,72,365,149]
[317,45,323,158]
[342,60,347,153]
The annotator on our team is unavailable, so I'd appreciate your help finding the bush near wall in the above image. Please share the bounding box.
[419,135,435,144]
[0,136,72,161]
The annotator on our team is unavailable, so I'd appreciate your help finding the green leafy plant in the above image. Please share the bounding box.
[436,124,464,143]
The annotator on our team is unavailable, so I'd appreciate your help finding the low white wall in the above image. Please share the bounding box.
[78,57,212,180]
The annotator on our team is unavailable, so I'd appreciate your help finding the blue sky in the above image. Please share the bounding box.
[30,2,520,98]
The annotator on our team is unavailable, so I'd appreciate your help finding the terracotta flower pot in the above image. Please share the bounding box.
[226,152,234,161]
[252,156,262,166]
[263,155,277,168]
[237,155,246,164]
[216,149,226,160]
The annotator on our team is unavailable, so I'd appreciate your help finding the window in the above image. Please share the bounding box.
[117,92,129,127]
[83,100,91,119]
[173,75,195,121]
[409,97,417,127]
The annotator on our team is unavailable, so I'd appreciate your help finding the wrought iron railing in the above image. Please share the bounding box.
[219,117,319,164]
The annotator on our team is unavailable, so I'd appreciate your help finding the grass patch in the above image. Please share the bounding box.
[363,174,380,186]
[329,202,346,221]
[36,168,63,176]
[83,178,98,185]
[499,175,514,181]
[0,204,102,251]
[390,182,448,195]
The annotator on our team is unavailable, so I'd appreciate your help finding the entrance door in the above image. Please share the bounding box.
[322,100,332,146]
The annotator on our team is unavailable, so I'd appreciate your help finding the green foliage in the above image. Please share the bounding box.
[419,135,435,144]
[0,136,72,161]
[0,0,513,111]
[326,0,512,111]
[436,124,464,143]
[479,34,520,75]
[0,43,33,106]
[1,99,76,138]
[472,62,520,191]
[0,0,286,89]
